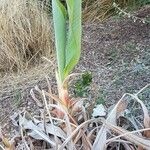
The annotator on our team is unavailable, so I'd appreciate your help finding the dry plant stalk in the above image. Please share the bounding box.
[0,0,53,73]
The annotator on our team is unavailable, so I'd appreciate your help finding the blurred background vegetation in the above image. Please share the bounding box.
[0,0,149,74]
[41,0,150,22]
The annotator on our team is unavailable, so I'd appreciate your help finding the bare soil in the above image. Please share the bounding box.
[0,6,150,137]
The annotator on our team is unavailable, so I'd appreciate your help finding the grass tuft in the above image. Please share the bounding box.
[0,0,53,73]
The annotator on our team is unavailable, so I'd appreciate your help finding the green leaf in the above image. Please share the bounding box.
[52,0,67,81]
[64,0,82,78]
[52,0,82,82]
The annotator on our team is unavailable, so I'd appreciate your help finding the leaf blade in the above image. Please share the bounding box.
[52,0,67,81]
[64,0,82,78]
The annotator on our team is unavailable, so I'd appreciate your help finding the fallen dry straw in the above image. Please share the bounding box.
[1,78,149,149]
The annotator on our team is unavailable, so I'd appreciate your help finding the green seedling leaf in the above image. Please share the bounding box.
[73,72,92,97]
[82,72,92,86]
[64,0,81,78]
[52,0,67,81]
[52,0,81,83]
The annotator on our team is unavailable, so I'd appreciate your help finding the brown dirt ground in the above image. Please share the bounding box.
[0,6,150,137]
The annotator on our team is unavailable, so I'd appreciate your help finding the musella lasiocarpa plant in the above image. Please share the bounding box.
[52,0,81,107]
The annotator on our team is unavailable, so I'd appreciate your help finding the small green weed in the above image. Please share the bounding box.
[73,72,92,97]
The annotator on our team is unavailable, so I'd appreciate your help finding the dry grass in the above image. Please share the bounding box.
[0,0,53,73]
[82,0,135,22]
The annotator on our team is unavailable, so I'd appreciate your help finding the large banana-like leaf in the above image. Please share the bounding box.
[64,0,81,78]
[52,0,81,82]
[52,0,67,81]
